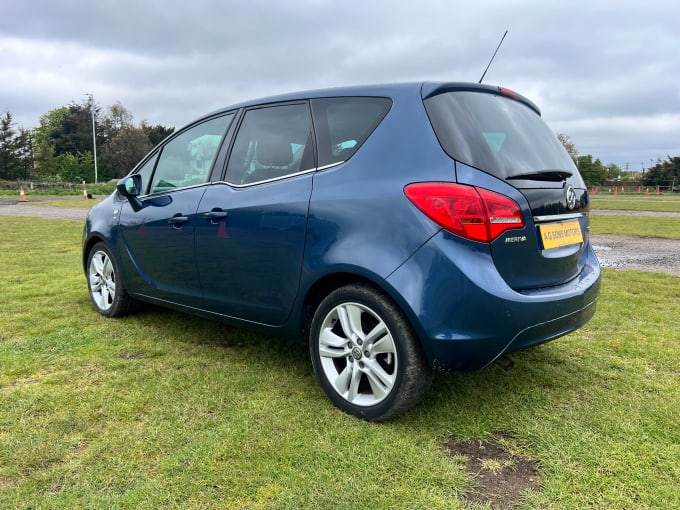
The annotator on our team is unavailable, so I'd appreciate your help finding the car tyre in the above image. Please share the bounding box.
[309,284,432,421]
[87,242,135,317]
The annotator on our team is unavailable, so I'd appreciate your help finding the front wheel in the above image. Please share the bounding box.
[87,242,135,317]
[309,284,432,421]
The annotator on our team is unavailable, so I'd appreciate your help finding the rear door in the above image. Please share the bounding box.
[195,103,314,325]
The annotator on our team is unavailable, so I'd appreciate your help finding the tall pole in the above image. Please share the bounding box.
[90,95,98,183]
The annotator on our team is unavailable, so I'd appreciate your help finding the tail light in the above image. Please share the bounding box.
[404,182,524,243]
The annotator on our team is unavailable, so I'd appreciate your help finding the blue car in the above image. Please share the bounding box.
[83,82,600,420]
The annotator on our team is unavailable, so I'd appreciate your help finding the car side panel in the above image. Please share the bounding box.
[116,187,206,307]
[195,175,312,325]
[302,87,453,291]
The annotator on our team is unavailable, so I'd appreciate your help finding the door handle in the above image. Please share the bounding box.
[202,210,228,221]
[168,215,189,225]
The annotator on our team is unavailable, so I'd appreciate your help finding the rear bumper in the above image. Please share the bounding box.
[386,231,601,370]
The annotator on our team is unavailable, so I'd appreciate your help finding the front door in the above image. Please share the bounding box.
[116,114,234,307]
[118,188,205,307]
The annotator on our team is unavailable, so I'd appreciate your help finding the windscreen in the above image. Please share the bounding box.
[424,91,576,179]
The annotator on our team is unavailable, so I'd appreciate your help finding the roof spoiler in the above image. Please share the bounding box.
[420,82,541,116]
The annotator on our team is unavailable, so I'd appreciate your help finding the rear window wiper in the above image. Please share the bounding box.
[506,170,572,182]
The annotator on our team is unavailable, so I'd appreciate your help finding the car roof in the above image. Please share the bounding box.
[199,81,540,121]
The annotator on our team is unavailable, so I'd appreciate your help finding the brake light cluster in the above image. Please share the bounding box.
[404,182,524,243]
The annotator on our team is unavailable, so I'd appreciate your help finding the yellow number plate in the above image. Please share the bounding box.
[539,220,584,249]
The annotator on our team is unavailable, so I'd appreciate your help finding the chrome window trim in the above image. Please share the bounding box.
[136,182,210,199]
[317,161,344,171]
[219,167,318,188]
[215,160,344,188]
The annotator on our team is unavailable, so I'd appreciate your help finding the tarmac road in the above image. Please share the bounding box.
[0,199,89,221]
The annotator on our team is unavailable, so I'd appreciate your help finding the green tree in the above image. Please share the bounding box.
[576,154,607,188]
[105,101,134,133]
[32,106,68,176]
[33,138,57,178]
[98,103,153,179]
[54,151,95,182]
[100,127,152,179]
[51,99,100,156]
[0,111,33,180]
[33,106,69,145]
[642,156,680,189]
[23,99,174,181]
[557,132,579,162]
[14,128,34,179]
[606,163,624,181]
[141,121,175,147]
[32,100,103,177]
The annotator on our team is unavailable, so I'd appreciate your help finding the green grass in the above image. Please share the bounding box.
[590,215,680,239]
[1,218,679,508]
[0,183,116,198]
[591,193,680,212]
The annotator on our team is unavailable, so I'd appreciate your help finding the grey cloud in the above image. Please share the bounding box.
[2,0,679,166]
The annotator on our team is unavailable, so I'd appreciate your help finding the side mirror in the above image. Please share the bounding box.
[116,175,144,211]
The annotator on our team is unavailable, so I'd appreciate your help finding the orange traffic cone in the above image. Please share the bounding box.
[614,187,618,195]
[645,188,650,195]
[19,186,27,202]
[82,183,89,200]
[656,185,661,195]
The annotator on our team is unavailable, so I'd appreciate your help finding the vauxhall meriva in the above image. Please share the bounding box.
[83,82,601,420]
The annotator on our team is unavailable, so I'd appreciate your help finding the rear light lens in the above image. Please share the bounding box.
[404,182,524,243]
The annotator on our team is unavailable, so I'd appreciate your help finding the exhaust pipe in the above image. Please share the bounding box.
[495,355,514,370]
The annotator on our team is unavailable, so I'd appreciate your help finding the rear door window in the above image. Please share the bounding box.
[225,103,314,185]
[311,97,391,167]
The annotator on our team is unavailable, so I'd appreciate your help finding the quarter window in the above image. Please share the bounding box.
[311,97,391,167]
[225,104,314,185]
[149,114,233,194]
[134,153,158,195]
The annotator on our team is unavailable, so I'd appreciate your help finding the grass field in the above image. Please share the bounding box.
[0,183,116,198]
[591,192,680,212]
[590,215,680,239]
[589,183,680,239]
[1,218,679,508]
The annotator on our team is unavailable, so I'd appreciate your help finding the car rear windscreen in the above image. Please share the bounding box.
[424,91,576,180]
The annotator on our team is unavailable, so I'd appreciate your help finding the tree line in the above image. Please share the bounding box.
[0,97,174,183]
[557,133,679,190]
[1,100,677,190]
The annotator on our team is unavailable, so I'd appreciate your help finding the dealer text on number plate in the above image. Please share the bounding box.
[539,220,584,249]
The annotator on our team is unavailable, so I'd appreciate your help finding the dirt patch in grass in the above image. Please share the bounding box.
[591,234,680,276]
[445,435,539,509]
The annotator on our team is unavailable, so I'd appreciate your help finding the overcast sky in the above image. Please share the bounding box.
[2,0,679,170]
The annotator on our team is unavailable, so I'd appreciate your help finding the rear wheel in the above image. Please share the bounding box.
[87,242,135,317]
[309,284,432,421]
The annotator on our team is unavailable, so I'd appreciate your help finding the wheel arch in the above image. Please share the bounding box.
[300,272,430,363]
[82,234,108,273]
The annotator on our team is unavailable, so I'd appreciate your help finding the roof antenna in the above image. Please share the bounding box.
[479,30,508,83]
